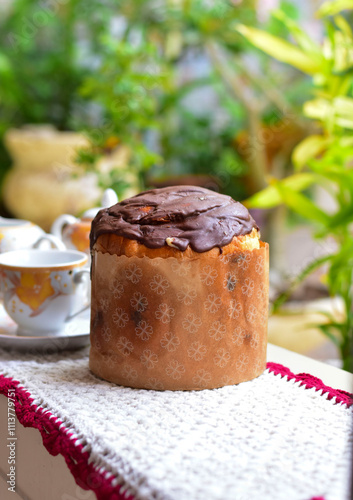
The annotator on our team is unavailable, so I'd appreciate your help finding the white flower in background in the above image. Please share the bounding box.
[177,285,197,305]
[241,278,254,297]
[232,326,245,346]
[214,348,231,368]
[105,350,119,368]
[110,278,124,299]
[192,369,211,388]
[160,332,180,352]
[209,320,226,341]
[237,253,251,271]
[102,325,112,342]
[228,300,242,319]
[166,360,185,380]
[236,353,249,372]
[200,265,218,285]
[135,320,153,341]
[171,261,192,277]
[255,256,265,275]
[99,297,109,313]
[250,331,259,349]
[140,349,158,369]
[112,307,129,328]
[130,292,148,312]
[116,336,134,356]
[125,263,142,284]
[150,274,170,295]
[246,305,258,324]
[223,273,237,291]
[155,303,175,323]
[204,293,222,313]
[122,365,138,382]
[146,378,164,390]
[187,341,207,361]
[182,313,202,333]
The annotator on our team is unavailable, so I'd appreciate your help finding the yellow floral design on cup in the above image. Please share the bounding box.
[16,271,55,312]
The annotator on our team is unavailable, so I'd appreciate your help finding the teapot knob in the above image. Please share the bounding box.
[101,189,118,208]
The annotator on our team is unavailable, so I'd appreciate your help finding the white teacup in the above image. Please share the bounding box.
[0,250,89,335]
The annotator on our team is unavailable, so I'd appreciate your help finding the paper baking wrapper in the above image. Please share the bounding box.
[89,242,269,390]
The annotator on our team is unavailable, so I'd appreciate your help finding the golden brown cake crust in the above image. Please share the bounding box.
[93,228,260,260]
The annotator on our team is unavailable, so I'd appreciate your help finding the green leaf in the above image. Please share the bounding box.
[328,238,353,296]
[317,324,341,346]
[236,24,322,75]
[274,183,330,225]
[272,9,324,62]
[246,173,317,209]
[303,98,332,120]
[317,0,353,18]
[333,96,353,116]
[0,53,11,75]
[272,253,333,312]
[292,135,329,170]
[334,15,353,38]
[336,117,353,129]
[304,97,353,128]
[328,204,353,232]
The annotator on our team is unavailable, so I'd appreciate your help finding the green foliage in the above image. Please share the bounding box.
[241,5,353,372]
[77,38,168,179]
[75,0,261,194]
[151,111,248,199]
[0,0,115,131]
[0,0,308,200]
[0,0,119,188]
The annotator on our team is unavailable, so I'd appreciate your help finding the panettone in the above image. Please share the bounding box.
[89,186,269,390]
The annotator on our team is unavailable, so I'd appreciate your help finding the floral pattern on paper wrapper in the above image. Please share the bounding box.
[92,246,268,388]
[177,285,197,305]
[160,332,180,352]
[188,341,207,361]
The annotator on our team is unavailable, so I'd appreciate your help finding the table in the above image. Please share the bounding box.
[0,343,352,500]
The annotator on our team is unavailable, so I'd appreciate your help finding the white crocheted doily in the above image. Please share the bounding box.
[0,347,352,500]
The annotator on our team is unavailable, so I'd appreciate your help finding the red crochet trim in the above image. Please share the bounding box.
[267,362,352,407]
[0,375,133,500]
[0,363,351,500]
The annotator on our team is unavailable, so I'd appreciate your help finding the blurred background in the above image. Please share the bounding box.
[0,0,352,371]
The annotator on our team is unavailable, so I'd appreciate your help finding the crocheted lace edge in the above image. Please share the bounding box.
[266,362,352,407]
[0,362,351,500]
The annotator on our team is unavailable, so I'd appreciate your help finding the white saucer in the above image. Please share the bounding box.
[0,303,90,352]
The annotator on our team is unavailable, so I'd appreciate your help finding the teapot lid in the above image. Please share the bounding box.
[82,189,118,218]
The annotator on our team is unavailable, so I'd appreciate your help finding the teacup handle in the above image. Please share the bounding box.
[51,214,78,239]
[65,268,91,322]
[32,234,66,251]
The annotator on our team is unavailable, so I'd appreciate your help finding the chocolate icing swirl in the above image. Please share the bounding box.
[90,186,258,253]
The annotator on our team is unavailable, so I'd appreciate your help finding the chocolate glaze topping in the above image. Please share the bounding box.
[90,186,258,253]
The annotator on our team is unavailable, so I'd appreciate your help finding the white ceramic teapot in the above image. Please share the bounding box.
[51,189,118,254]
[0,217,65,253]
